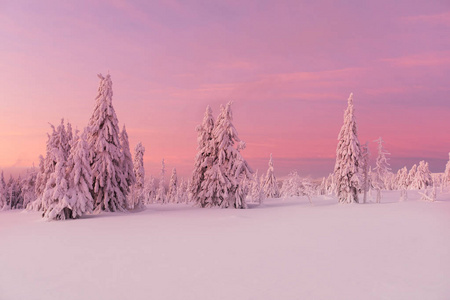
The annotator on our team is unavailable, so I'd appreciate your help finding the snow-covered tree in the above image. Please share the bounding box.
[22,166,37,209]
[131,142,145,209]
[189,105,215,205]
[251,170,264,204]
[0,171,6,210]
[167,168,178,203]
[397,166,408,201]
[280,171,302,198]
[373,137,391,203]
[64,129,94,219]
[407,164,417,189]
[444,153,450,187]
[414,160,433,190]
[87,74,128,213]
[120,125,136,200]
[198,102,253,208]
[333,93,363,204]
[177,178,189,204]
[41,147,70,220]
[262,153,280,199]
[361,142,370,203]
[155,159,167,204]
[143,176,157,204]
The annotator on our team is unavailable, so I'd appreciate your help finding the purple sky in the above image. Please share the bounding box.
[0,0,449,179]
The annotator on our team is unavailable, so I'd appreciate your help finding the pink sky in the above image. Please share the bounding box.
[0,0,449,179]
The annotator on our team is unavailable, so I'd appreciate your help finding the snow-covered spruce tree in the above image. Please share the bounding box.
[87,74,128,213]
[0,171,6,210]
[167,168,178,203]
[22,166,37,209]
[361,142,370,203]
[189,105,215,206]
[28,121,70,211]
[64,129,94,219]
[251,170,264,204]
[120,125,136,206]
[444,153,450,187]
[397,166,408,201]
[177,178,189,204]
[144,176,157,204]
[280,171,302,198]
[407,164,417,189]
[131,142,145,209]
[373,137,391,203]
[414,160,433,190]
[262,153,280,198]
[333,93,363,204]
[198,102,253,208]
[155,159,167,204]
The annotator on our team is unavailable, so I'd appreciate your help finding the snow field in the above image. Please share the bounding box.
[1,191,449,300]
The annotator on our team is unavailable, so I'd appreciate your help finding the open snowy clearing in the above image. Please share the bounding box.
[1,191,449,300]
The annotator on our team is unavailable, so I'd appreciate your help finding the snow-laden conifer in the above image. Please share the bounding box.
[251,170,264,204]
[280,171,302,198]
[361,142,370,203]
[155,159,167,204]
[373,137,391,203]
[333,93,363,203]
[199,102,252,208]
[407,164,417,189]
[189,105,215,205]
[262,153,280,198]
[414,160,432,190]
[444,153,450,187]
[22,166,37,209]
[64,129,94,218]
[144,176,157,204]
[167,168,178,203]
[397,166,408,201]
[177,178,189,204]
[131,142,145,209]
[120,125,136,198]
[87,74,128,213]
[0,171,6,210]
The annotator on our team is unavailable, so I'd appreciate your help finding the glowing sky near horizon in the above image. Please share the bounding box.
[0,0,449,179]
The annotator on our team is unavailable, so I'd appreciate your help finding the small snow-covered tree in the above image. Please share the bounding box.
[414,160,433,190]
[373,137,391,203]
[397,166,408,201]
[131,142,145,209]
[167,168,178,203]
[87,74,128,213]
[280,171,302,198]
[143,176,157,204]
[444,153,450,187]
[0,171,6,210]
[177,178,189,204]
[333,93,363,204]
[120,125,136,202]
[361,142,370,203]
[251,170,264,204]
[198,102,253,208]
[262,154,280,199]
[64,129,94,219]
[22,166,37,209]
[155,159,167,204]
[407,164,417,189]
[189,105,215,206]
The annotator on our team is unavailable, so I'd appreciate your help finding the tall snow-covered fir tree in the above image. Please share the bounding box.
[414,160,432,190]
[407,164,417,189]
[251,170,264,204]
[167,168,178,203]
[262,153,280,199]
[189,105,215,206]
[131,142,145,209]
[198,102,253,208]
[64,129,94,219]
[143,176,157,204]
[87,74,128,213]
[155,159,167,204]
[120,125,136,200]
[333,93,363,204]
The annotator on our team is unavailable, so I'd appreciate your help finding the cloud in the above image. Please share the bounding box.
[380,51,450,67]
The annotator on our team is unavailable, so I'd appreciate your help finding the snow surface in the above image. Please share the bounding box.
[1,191,449,300]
